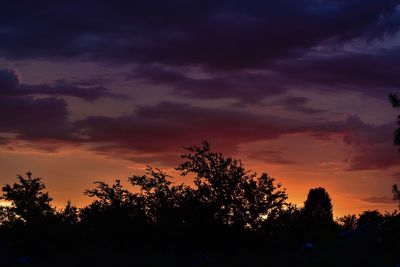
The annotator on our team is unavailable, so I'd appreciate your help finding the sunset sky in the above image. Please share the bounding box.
[1,1,400,216]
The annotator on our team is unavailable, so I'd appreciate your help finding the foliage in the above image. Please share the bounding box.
[389,94,400,146]
[0,171,55,225]
[303,187,333,223]
[357,210,384,226]
[176,141,288,229]
[129,166,193,224]
[393,184,400,209]
[302,187,336,242]
[337,214,358,231]
[80,179,144,226]
[57,201,79,225]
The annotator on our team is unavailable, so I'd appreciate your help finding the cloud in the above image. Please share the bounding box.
[0,1,399,70]
[1,2,398,104]
[361,196,395,204]
[246,149,297,165]
[129,64,286,103]
[0,69,20,89]
[0,96,74,142]
[74,101,298,154]
[276,96,326,115]
[127,46,400,103]
[347,145,400,171]
[0,69,115,101]
[274,49,400,98]
[0,1,398,106]
[339,119,400,171]
[0,95,397,170]
[72,102,400,169]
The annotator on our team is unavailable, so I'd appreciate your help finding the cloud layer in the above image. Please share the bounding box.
[0,69,114,102]
[0,1,400,173]
[1,1,399,68]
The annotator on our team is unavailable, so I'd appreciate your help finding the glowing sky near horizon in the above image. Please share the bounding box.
[1,1,400,216]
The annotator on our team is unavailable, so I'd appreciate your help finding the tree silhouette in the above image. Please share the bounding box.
[389,94,400,147]
[302,187,336,241]
[176,141,288,229]
[0,171,55,225]
[84,180,134,209]
[129,166,193,225]
[80,179,144,224]
[357,210,383,226]
[389,95,400,211]
[58,201,79,225]
[303,187,333,222]
[337,214,358,231]
[1,142,399,266]
[393,184,400,209]
[80,179,148,246]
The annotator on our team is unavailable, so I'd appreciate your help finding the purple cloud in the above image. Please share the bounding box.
[129,64,286,103]
[0,1,398,70]
[0,96,74,142]
[274,50,400,98]
[0,69,115,102]
[72,102,400,169]
[276,96,326,115]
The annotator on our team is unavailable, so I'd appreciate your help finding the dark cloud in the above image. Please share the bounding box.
[0,1,398,105]
[90,146,182,167]
[129,64,285,103]
[74,101,298,154]
[340,119,400,171]
[0,1,399,70]
[0,69,82,143]
[276,96,326,114]
[0,96,74,141]
[347,145,400,171]
[72,102,400,169]
[361,196,395,204]
[0,69,20,89]
[0,94,397,170]
[274,50,400,97]
[246,149,297,165]
[0,69,115,101]
[128,46,400,103]
[0,2,398,103]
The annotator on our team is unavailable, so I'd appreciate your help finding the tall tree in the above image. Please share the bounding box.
[302,187,336,242]
[303,187,334,223]
[389,94,400,209]
[389,94,400,147]
[393,184,400,209]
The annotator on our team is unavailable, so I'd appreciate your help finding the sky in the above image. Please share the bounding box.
[1,0,400,216]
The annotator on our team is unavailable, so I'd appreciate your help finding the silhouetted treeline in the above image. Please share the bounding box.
[0,142,399,267]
